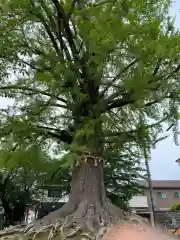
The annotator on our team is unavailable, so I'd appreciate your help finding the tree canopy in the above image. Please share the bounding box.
[0,0,179,157]
[0,167,41,226]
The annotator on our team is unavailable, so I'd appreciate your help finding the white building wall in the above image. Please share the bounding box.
[128,196,148,208]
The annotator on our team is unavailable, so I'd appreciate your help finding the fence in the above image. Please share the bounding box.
[155,211,180,227]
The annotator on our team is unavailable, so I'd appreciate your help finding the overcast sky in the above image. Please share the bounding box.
[0,2,180,180]
[150,1,180,180]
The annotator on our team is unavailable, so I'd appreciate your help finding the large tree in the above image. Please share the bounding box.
[0,0,180,236]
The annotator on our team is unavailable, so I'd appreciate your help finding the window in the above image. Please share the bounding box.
[48,189,61,198]
[174,192,180,199]
[157,192,168,199]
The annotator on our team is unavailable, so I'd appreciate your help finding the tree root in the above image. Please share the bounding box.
[0,200,149,240]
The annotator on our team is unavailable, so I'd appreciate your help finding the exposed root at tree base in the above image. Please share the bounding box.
[0,201,148,240]
[21,200,122,239]
[37,199,124,228]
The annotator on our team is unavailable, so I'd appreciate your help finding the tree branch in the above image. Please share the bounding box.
[29,0,63,60]
[0,85,67,104]
[152,135,168,148]
[104,116,168,139]
[106,86,173,111]
[39,0,57,35]
[49,102,68,109]
[38,0,71,61]
[17,57,52,72]
[68,0,78,18]
[106,93,134,111]
[153,59,162,76]
[104,58,178,111]
[165,63,180,80]
[100,59,138,97]
[36,125,73,143]
[143,94,171,108]
[29,100,68,110]
[51,0,77,60]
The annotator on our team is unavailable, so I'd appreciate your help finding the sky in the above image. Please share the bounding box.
[0,2,180,180]
[149,1,180,180]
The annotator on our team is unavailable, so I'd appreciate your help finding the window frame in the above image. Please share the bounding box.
[174,192,180,199]
[48,189,61,198]
[156,191,168,199]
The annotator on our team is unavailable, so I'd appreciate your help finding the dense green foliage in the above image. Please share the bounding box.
[0,0,180,216]
[0,167,41,226]
[104,149,143,208]
[171,202,180,211]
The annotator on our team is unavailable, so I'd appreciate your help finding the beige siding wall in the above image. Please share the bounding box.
[143,188,180,210]
[153,188,180,210]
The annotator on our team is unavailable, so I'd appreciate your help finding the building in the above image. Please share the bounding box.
[129,180,180,226]
[36,185,67,219]
[39,184,68,203]
[39,181,180,226]
[129,180,180,211]
[150,180,180,211]
[40,181,180,212]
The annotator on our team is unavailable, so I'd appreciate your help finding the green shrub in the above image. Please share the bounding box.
[171,202,180,211]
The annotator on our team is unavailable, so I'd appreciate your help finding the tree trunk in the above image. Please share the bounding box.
[39,153,124,233]
[70,153,105,205]
[1,198,25,227]
[13,202,26,224]
[1,198,14,227]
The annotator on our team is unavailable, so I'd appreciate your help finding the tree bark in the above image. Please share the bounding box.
[70,154,105,205]
[39,154,124,232]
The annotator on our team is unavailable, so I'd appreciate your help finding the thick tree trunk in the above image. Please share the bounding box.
[70,153,106,205]
[39,153,124,233]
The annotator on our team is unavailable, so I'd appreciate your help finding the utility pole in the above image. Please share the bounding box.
[139,116,157,228]
[144,154,156,228]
